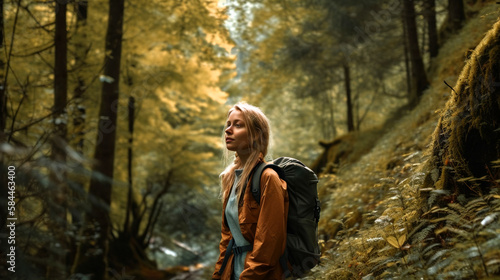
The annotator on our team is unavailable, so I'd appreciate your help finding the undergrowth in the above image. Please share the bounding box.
[310,2,500,280]
[314,166,500,280]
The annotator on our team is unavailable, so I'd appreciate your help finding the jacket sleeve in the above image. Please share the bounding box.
[240,169,288,279]
[212,203,232,279]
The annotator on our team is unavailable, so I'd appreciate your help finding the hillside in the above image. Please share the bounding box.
[311,3,500,279]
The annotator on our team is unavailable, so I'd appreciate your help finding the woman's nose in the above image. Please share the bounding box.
[225,126,232,134]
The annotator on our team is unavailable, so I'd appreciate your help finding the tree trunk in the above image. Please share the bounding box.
[67,0,88,271]
[403,0,429,107]
[49,1,69,279]
[124,96,134,232]
[53,0,68,147]
[0,2,8,274]
[421,20,427,58]
[447,0,465,33]
[0,0,5,134]
[83,0,125,278]
[343,62,355,132]
[76,0,88,22]
[402,12,411,98]
[328,91,336,139]
[424,0,439,58]
[69,0,88,224]
[71,0,88,156]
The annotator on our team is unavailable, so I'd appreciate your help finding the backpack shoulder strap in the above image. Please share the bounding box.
[250,162,285,204]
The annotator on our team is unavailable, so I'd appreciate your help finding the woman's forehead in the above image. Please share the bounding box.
[227,109,244,120]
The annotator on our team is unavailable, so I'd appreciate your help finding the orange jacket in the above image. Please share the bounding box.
[212,168,289,280]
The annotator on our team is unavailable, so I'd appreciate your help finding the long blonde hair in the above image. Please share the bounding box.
[220,102,271,203]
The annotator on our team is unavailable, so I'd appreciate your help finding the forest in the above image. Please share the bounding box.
[0,0,499,279]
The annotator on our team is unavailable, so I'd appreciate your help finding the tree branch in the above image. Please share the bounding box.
[21,3,54,34]
[139,171,173,245]
[3,0,21,90]
[12,42,55,58]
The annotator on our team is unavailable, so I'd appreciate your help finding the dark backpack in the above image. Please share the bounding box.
[250,157,321,278]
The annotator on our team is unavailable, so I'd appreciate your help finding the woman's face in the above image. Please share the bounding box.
[225,110,250,153]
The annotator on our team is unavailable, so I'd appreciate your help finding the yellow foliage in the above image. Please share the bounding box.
[386,234,407,249]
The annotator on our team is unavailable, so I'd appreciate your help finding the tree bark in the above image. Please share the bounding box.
[0,0,5,234]
[424,0,439,58]
[76,0,88,22]
[0,2,9,274]
[53,1,68,143]
[83,0,125,278]
[67,0,89,271]
[402,12,411,98]
[402,0,429,107]
[71,0,88,156]
[49,1,69,279]
[124,96,134,232]
[69,0,88,225]
[321,90,336,140]
[447,0,465,33]
[343,62,355,132]
[0,0,5,134]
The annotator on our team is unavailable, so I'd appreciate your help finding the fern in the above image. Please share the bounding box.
[427,254,454,276]
[369,256,401,275]
[410,223,436,244]
[404,250,422,266]
[408,191,500,279]
[422,242,443,256]
[426,248,451,266]
[466,197,489,213]
[436,270,474,280]
[448,201,466,212]
[428,189,451,207]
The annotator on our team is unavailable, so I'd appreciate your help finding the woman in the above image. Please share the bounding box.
[212,102,289,280]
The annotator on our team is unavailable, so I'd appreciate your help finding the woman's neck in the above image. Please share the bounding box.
[238,153,249,166]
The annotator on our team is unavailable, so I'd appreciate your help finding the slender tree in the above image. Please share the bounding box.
[71,0,88,155]
[402,11,412,97]
[53,0,68,147]
[84,0,125,277]
[124,96,134,234]
[0,0,7,271]
[447,0,466,33]
[424,0,439,58]
[67,0,89,270]
[403,0,429,106]
[343,62,355,132]
[0,0,5,134]
[49,1,69,278]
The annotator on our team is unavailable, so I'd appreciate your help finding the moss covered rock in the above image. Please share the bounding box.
[427,19,500,196]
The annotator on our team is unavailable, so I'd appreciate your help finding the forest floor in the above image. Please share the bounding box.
[309,2,500,280]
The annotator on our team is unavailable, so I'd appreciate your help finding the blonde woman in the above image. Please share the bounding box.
[212,102,289,279]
